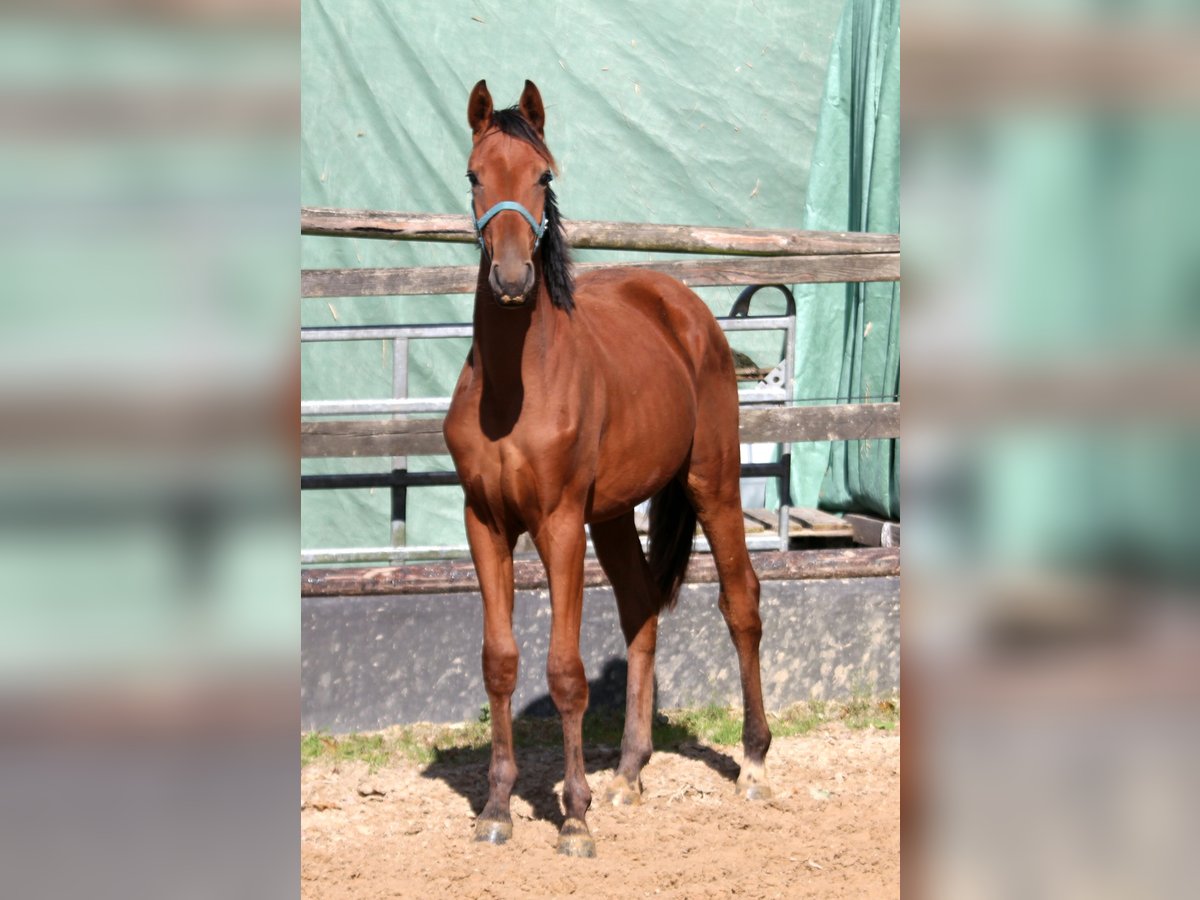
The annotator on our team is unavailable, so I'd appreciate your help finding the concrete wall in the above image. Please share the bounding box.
[302,576,899,732]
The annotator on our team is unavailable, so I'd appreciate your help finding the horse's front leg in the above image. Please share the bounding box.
[531,507,594,857]
[464,504,519,844]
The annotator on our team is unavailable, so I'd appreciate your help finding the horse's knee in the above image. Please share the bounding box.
[718,584,762,642]
[546,652,588,715]
[717,565,759,605]
[735,567,760,607]
[483,639,519,696]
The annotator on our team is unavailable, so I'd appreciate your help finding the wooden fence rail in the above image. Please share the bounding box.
[302,253,898,298]
[301,403,900,459]
[302,207,900,257]
[302,547,900,597]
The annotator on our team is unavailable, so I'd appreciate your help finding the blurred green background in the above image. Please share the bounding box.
[0,15,296,679]
[0,7,298,900]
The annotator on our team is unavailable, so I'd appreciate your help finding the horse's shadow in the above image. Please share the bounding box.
[420,658,742,829]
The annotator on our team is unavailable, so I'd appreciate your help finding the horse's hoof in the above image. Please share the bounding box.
[556,818,596,858]
[601,775,642,806]
[736,761,773,801]
[474,817,513,844]
[736,781,774,801]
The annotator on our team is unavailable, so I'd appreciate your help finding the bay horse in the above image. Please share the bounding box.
[443,80,773,858]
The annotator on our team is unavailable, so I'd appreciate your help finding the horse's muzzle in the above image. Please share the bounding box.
[489,260,534,308]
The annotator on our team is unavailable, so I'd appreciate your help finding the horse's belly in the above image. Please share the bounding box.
[588,404,696,521]
[588,471,672,522]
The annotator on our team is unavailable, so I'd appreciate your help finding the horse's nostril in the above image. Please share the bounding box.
[491,260,534,300]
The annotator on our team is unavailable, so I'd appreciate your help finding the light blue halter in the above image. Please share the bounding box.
[471,199,548,254]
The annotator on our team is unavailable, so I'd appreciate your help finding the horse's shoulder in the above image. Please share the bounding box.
[442,401,474,455]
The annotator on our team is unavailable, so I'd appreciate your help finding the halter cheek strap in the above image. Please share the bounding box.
[471,200,548,253]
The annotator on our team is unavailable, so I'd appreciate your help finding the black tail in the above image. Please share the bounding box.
[647,478,697,612]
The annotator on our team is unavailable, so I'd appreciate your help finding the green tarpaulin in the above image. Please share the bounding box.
[301,0,898,553]
[789,0,900,519]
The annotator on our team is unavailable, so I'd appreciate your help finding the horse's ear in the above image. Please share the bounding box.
[467,79,493,136]
[518,80,545,136]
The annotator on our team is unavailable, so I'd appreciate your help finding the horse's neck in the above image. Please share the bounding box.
[471,262,564,396]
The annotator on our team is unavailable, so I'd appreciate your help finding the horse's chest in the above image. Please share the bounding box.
[456,431,575,516]
[496,442,538,500]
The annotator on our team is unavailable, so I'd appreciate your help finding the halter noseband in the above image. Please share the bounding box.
[471,200,548,254]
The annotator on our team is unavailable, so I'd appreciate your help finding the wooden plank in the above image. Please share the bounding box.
[301,253,899,298]
[301,418,447,458]
[739,403,899,443]
[744,507,853,539]
[300,547,899,596]
[303,265,477,298]
[301,207,900,257]
[742,510,773,533]
[885,521,899,547]
[301,403,900,458]
[790,507,850,533]
[843,513,901,548]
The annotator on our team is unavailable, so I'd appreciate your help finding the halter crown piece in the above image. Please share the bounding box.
[471,199,549,254]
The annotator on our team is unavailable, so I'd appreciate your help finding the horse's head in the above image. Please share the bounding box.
[466,79,572,311]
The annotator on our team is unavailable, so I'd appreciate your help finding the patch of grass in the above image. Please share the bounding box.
[840,693,899,731]
[658,703,745,746]
[301,695,899,769]
[301,721,493,771]
[833,678,899,730]
[301,731,329,767]
[772,698,832,737]
[301,733,392,771]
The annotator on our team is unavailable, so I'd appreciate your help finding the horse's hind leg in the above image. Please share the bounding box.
[590,511,659,805]
[685,461,774,800]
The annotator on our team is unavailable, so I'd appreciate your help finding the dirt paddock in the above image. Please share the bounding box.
[301,724,898,899]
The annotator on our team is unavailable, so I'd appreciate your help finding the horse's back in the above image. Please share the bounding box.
[570,267,741,519]
[574,267,735,386]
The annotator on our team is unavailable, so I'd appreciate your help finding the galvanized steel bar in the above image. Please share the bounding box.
[301,398,451,416]
[301,324,473,342]
[300,531,783,566]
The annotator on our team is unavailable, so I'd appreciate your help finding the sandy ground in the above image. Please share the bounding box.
[301,725,899,899]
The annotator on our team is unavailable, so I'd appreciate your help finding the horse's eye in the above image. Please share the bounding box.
[466,171,479,187]
[538,171,553,186]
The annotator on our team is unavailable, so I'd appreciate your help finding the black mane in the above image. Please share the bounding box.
[538,182,574,313]
[488,107,575,313]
